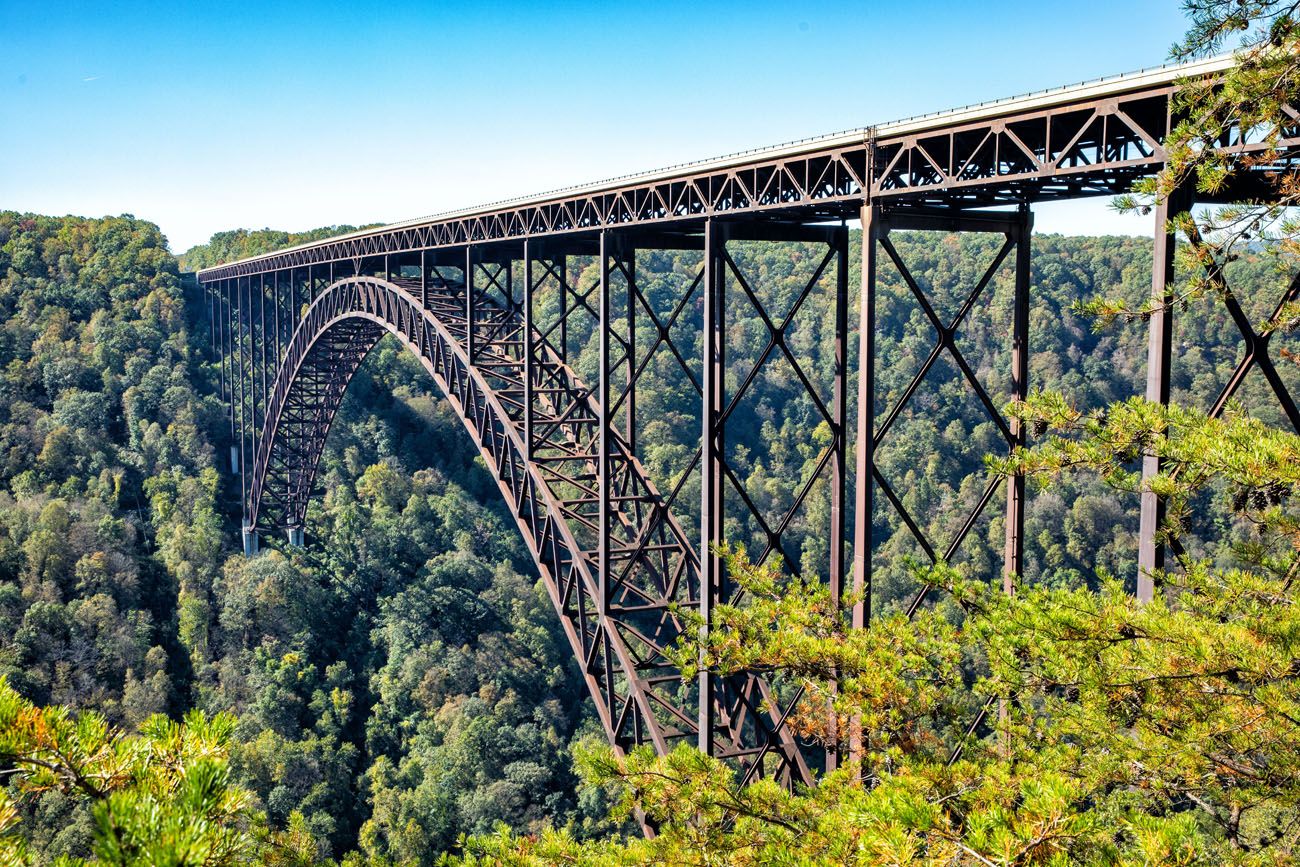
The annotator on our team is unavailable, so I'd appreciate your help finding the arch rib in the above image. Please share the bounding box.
[248,275,809,783]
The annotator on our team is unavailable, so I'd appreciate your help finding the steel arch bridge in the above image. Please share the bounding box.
[253,270,808,778]
[198,54,1300,786]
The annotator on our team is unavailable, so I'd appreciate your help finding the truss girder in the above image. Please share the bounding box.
[855,206,1032,622]
[198,79,1298,284]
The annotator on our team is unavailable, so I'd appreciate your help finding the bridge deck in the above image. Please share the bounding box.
[197,53,1300,282]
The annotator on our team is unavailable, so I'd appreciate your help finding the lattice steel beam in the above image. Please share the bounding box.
[198,61,1296,284]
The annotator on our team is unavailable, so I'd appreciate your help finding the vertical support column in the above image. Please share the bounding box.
[699,218,726,755]
[207,283,214,371]
[829,224,849,607]
[257,273,268,477]
[255,273,267,551]
[245,274,261,554]
[229,277,237,408]
[237,277,249,511]
[599,230,613,615]
[504,253,515,319]
[248,275,256,478]
[218,285,226,378]
[1004,205,1033,592]
[466,246,477,360]
[523,240,535,461]
[559,254,569,364]
[849,204,879,767]
[625,246,637,450]
[208,284,217,365]
[229,277,237,409]
[227,279,238,473]
[420,250,428,309]
[826,224,850,772]
[851,205,879,631]
[217,281,227,403]
[212,284,219,355]
[211,283,219,399]
[272,271,281,380]
[1137,187,1187,601]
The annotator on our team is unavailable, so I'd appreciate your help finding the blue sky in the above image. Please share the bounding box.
[2,0,1191,251]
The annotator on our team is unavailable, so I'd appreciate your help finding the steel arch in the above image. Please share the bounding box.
[246,275,809,781]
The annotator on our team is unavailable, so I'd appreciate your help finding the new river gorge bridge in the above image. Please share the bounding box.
[198,55,1300,787]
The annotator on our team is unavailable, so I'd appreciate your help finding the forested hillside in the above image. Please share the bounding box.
[0,213,607,863]
[2,211,1293,862]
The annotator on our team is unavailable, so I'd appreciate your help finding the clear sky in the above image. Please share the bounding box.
[2,0,1191,252]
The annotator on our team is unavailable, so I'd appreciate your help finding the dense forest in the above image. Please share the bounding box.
[0,214,611,863]
[0,210,1295,862]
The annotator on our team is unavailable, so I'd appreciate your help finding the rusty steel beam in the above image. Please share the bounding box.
[1004,205,1032,590]
[204,202,1298,793]
[1138,198,1300,596]
[853,203,879,634]
[236,234,820,784]
[699,218,722,757]
[599,230,613,616]
[1136,187,1187,600]
[861,206,1030,619]
[523,240,535,462]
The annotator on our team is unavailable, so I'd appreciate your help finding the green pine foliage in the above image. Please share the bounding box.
[458,520,1300,863]
[0,676,275,866]
[453,4,1300,861]
[5,4,1295,861]
[5,17,1300,850]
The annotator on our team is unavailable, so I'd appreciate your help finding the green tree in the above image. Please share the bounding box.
[0,676,318,866]
[456,400,1300,863]
[1107,1,1299,323]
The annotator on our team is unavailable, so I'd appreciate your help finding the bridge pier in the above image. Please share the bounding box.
[242,526,259,557]
[285,526,304,547]
[848,202,1032,764]
[1136,185,1193,602]
[1134,184,1300,601]
[856,203,1033,608]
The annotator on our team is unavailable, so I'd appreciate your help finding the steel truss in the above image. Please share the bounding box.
[1138,188,1300,592]
[198,66,1298,285]
[225,218,851,785]
[855,205,1031,621]
[199,60,1300,792]
[847,203,1031,761]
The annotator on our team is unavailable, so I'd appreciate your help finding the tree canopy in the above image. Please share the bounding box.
[3,1,1299,862]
